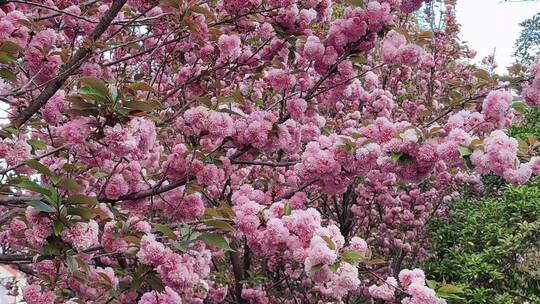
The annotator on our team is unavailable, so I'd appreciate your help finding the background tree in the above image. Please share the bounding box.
[514,13,540,65]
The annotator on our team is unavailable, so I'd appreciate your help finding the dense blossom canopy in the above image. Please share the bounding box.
[0,0,539,303]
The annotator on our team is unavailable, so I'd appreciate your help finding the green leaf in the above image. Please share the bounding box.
[190,5,216,21]
[390,152,402,161]
[329,262,340,272]
[66,255,78,272]
[309,263,323,275]
[128,82,154,92]
[231,90,245,105]
[0,67,17,82]
[367,258,386,266]
[130,275,142,291]
[438,284,464,294]
[0,52,16,64]
[341,250,364,264]
[54,221,64,236]
[321,235,336,250]
[0,41,24,53]
[511,101,528,114]
[180,227,190,237]
[146,276,165,292]
[28,200,55,213]
[474,69,491,81]
[110,86,119,102]
[23,160,53,177]
[123,100,156,112]
[27,139,47,150]
[197,233,233,251]
[114,105,129,116]
[124,235,140,245]
[457,146,472,157]
[160,0,182,9]
[346,0,364,6]
[205,220,236,232]
[97,272,113,287]
[68,97,98,110]
[426,279,439,289]
[67,207,97,220]
[18,180,53,197]
[41,242,60,256]
[174,241,190,252]
[283,203,292,216]
[79,86,109,103]
[59,178,85,192]
[152,223,177,240]
[66,194,98,205]
[80,77,109,97]
[196,96,212,108]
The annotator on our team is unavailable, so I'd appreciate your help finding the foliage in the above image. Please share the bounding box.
[425,178,540,303]
[514,12,540,65]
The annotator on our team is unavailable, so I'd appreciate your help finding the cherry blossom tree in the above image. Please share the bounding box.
[0,0,539,303]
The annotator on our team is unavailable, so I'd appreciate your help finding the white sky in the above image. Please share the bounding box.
[456,0,540,73]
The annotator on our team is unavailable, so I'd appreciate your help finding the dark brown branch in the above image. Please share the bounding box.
[0,254,33,263]
[277,179,319,200]
[229,250,247,304]
[99,177,187,203]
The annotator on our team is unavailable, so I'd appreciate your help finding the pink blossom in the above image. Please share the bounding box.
[368,277,397,301]
[482,90,512,128]
[218,34,241,60]
[137,233,169,266]
[287,98,307,120]
[22,284,55,304]
[61,220,99,251]
[303,36,324,60]
[105,174,129,199]
[101,221,128,253]
[265,69,296,91]
[399,268,426,287]
[139,286,182,304]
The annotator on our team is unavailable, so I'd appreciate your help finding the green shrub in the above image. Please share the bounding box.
[425,178,540,303]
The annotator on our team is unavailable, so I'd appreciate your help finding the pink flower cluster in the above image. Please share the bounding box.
[381,30,425,66]
[482,90,513,129]
[69,266,119,301]
[471,130,532,184]
[136,232,213,301]
[156,187,206,221]
[369,268,445,304]
[24,29,61,84]
[61,220,99,251]
[183,106,234,140]
[327,2,393,53]
[265,69,296,91]
[25,206,52,247]
[104,117,157,159]
[522,56,540,106]
[139,286,182,304]
[22,284,55,304]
